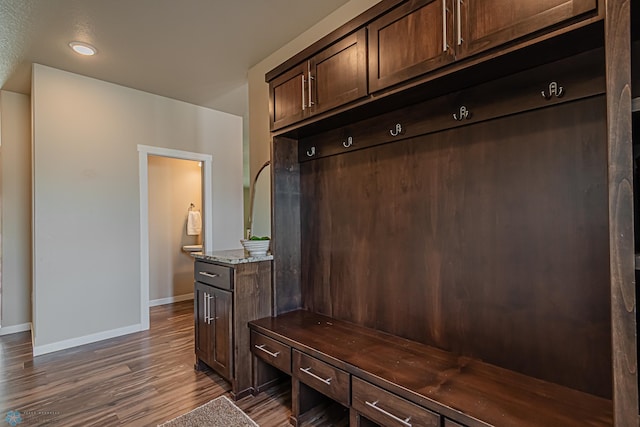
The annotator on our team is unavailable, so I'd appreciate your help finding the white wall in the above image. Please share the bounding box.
[31,64,243,354]
[148,156,201,302]
[0,90,32,333]
[248,0,382,184]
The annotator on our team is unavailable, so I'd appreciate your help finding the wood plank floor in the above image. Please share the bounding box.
[0,301,292,426]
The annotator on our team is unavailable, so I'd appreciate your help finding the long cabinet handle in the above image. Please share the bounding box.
[456,0,463,46]
[302,74,306,110]
[199,271,219,278]
[308,72,315,106]
[442,0,449,52]
[204,293,210,324]
[254,344,280,358]
[299,367,332,385]
[365,400,412,427]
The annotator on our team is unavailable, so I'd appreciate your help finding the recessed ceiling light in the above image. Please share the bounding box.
[69,41,97,56]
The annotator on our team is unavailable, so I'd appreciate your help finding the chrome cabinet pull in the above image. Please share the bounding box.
[442,0,449,52]
[343,136,353,148]
[299,367,332,385]
[199,271,219,278]
[204,293,213,324]
[301,75,306,110]
[390,123,403,137]
[456,0,463,45]
[308,72,315,106]
[541,81,564,99]
[254,344,280,358]
[306,146,316,157]
[203,292,209,324]
[365,400,412,427]
[453,105,471,121]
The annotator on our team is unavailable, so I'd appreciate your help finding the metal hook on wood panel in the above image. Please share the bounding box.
[306,146,316,157]
[389,123,403,137]
[342,136,353,148]
[453,105,471,121]
[541,81,564,100]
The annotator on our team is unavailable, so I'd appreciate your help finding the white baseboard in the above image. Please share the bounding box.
[149,293,194,307]
[0,322,32,336]
[32,323,144,356]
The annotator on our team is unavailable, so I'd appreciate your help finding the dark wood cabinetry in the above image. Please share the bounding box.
[368,0,454,92]
[194,257,271,399]
[269,29,367,130]
[458,0,598,58]
[268,0,602,131]
[195,281,232,380]
[257,0,636,424]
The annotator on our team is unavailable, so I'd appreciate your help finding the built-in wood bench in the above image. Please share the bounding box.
[249,310,612,427]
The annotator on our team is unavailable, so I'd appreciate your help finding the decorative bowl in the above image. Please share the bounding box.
[241,239,270,256]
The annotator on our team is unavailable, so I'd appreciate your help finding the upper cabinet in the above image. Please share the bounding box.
[269,29,367,130]
[368,0,455,92]
[368,0,598,92]
[268,0,600,130]
[458,0,598,58]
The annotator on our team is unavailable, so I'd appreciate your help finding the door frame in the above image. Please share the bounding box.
[137,144,213,330]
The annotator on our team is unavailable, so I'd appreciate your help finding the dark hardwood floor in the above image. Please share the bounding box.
[0,300,291,426]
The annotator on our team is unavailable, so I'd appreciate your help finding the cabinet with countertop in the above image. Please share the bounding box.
[193,249,272,400]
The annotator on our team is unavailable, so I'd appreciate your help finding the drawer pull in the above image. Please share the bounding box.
[300,367,332,385]
[199,271,219,278]
[255,344,280,358]
[365,400,412,427]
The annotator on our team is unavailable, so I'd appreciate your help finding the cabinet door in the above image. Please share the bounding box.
[194,282,213,364]
[309,28,368,116]
[270,62,309,130]
[368,0,455,92]
[458,0,597,58]
[210,286,233,380]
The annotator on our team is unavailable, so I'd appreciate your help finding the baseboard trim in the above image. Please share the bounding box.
[149,293,194,307]
[32,323,144,356]
[0,322,32,336]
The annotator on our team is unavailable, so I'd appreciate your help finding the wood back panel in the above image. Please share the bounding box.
[300,95,611,397]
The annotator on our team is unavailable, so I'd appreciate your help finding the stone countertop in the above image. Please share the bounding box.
[192,248,273,264]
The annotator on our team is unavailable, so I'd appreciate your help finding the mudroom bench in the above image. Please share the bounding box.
[249,310,612,427]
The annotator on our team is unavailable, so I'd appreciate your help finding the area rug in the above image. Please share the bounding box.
[158,396,259,427]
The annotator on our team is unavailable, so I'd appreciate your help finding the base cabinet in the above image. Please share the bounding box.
[195,281,232,380]
[194,257,271,399]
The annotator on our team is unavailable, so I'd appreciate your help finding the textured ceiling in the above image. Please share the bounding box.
[0,0,350,116]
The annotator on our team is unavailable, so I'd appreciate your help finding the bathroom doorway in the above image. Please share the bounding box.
[147,156,202,307]
[138,145,213,330]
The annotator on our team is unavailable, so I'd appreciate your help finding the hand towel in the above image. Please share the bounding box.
[187,210,202,235]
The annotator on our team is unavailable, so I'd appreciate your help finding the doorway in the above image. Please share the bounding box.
[138,145,213,330]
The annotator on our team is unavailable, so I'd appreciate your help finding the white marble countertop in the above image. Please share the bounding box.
[192,248,273,264]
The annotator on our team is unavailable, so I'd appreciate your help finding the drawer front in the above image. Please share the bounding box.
[251,331,292,374]
[352,377,440,427]
[444,419,466,427]
[194,261,233,290]
[293,349,350,407]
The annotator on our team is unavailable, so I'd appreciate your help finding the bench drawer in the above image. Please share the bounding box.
[251,331,292,374]
[352,376,440,427]
[194,261,233,290]
[293,349,350,407]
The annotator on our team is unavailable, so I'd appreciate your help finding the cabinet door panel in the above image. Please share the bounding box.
[212,287,233,380]
[310,28,367,115]
[369,0,454,92]
[194,283,212,362]
[270,63,308,130]
[459,0,597,57]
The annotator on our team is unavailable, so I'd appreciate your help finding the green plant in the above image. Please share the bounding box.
[249,236,270,241]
